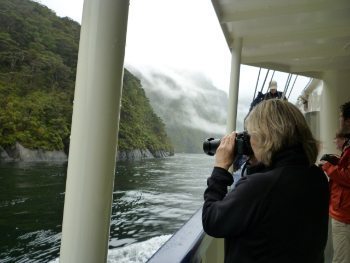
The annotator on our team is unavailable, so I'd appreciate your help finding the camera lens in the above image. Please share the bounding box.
[203,131,253,156]
[203,138,221,156]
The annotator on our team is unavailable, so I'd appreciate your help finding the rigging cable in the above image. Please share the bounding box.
[252,68,261,101]
[287,75,298,99]
[268,70,275,92]
[302,78,313,93]
[260,69,270,93]
[282,74,292,99]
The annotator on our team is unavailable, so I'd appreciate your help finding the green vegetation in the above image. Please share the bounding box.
[119,71,173,154]
[0,0,173,155]
[132,69,227,153]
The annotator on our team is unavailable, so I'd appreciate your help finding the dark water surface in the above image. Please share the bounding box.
[0,154,213,262]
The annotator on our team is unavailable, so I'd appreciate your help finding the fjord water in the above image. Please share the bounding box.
[0,154,213,262]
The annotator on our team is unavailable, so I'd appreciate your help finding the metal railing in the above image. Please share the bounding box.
[147,208,224,263]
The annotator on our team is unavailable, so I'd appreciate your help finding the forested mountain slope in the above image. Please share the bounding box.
[129,67,228,153]
[0,0,173,158]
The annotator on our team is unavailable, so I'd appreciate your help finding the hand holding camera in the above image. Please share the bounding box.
[203,131,253,157]
[214,132,236,170]
[319,154,339,165]
[203,131,254,170]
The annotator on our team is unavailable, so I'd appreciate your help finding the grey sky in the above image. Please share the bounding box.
[35,0,309,105]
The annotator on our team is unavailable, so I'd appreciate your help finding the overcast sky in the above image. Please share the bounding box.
[35,0,309,104]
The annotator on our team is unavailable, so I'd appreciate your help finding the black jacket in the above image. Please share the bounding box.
[249,92,265,112]
[264,91,283,100]
[202,146,329,263]
[248,91,284,113]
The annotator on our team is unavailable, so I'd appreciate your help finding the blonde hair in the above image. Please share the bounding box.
[245,99,318,166]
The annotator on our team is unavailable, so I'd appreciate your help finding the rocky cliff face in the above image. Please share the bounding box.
[0,143,173,162]
[1,143,68,162]
[117,149,173,162]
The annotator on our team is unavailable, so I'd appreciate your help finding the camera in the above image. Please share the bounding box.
[319,154,339,165]
[203,131,253,156]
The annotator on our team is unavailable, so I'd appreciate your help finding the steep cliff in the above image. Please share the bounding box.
[0,0,173,161]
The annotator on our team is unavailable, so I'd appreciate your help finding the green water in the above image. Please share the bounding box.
[0,154,214,262]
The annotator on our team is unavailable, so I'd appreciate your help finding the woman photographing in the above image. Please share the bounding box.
[202,99,329,263]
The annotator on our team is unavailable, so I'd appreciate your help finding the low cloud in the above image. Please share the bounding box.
[127,64,228,135]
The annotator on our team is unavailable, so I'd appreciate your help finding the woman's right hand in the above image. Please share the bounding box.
[214,132,236,170]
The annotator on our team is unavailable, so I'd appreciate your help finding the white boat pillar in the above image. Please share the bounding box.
[320,71,350,155]
[201,37,243,263]
[319,82,338,155]
[226,38,242,133]
[59,0,129,262]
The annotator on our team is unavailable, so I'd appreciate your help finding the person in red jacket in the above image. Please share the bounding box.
[322,101,350,263]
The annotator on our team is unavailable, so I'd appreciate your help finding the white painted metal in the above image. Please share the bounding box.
[59,0,129,262]
[212,0,350,78]
[226,38,242,133]
[319,81,338,155]
[209,1,350,261]
[212,0,350,155]
[320,72,350,156]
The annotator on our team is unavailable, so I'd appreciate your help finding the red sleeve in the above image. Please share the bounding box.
[323,147,350,187]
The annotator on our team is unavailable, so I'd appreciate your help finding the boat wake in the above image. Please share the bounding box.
[49,234,171,263]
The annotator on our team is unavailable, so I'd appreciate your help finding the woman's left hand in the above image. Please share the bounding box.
[214,132,236,170]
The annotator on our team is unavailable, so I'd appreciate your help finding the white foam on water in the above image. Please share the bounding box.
[107,235,171,263]
[49,234,171,263]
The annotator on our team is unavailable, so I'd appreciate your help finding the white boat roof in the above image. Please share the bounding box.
[211,0,350,78]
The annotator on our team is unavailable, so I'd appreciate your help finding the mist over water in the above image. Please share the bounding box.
[0,154,214,262]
